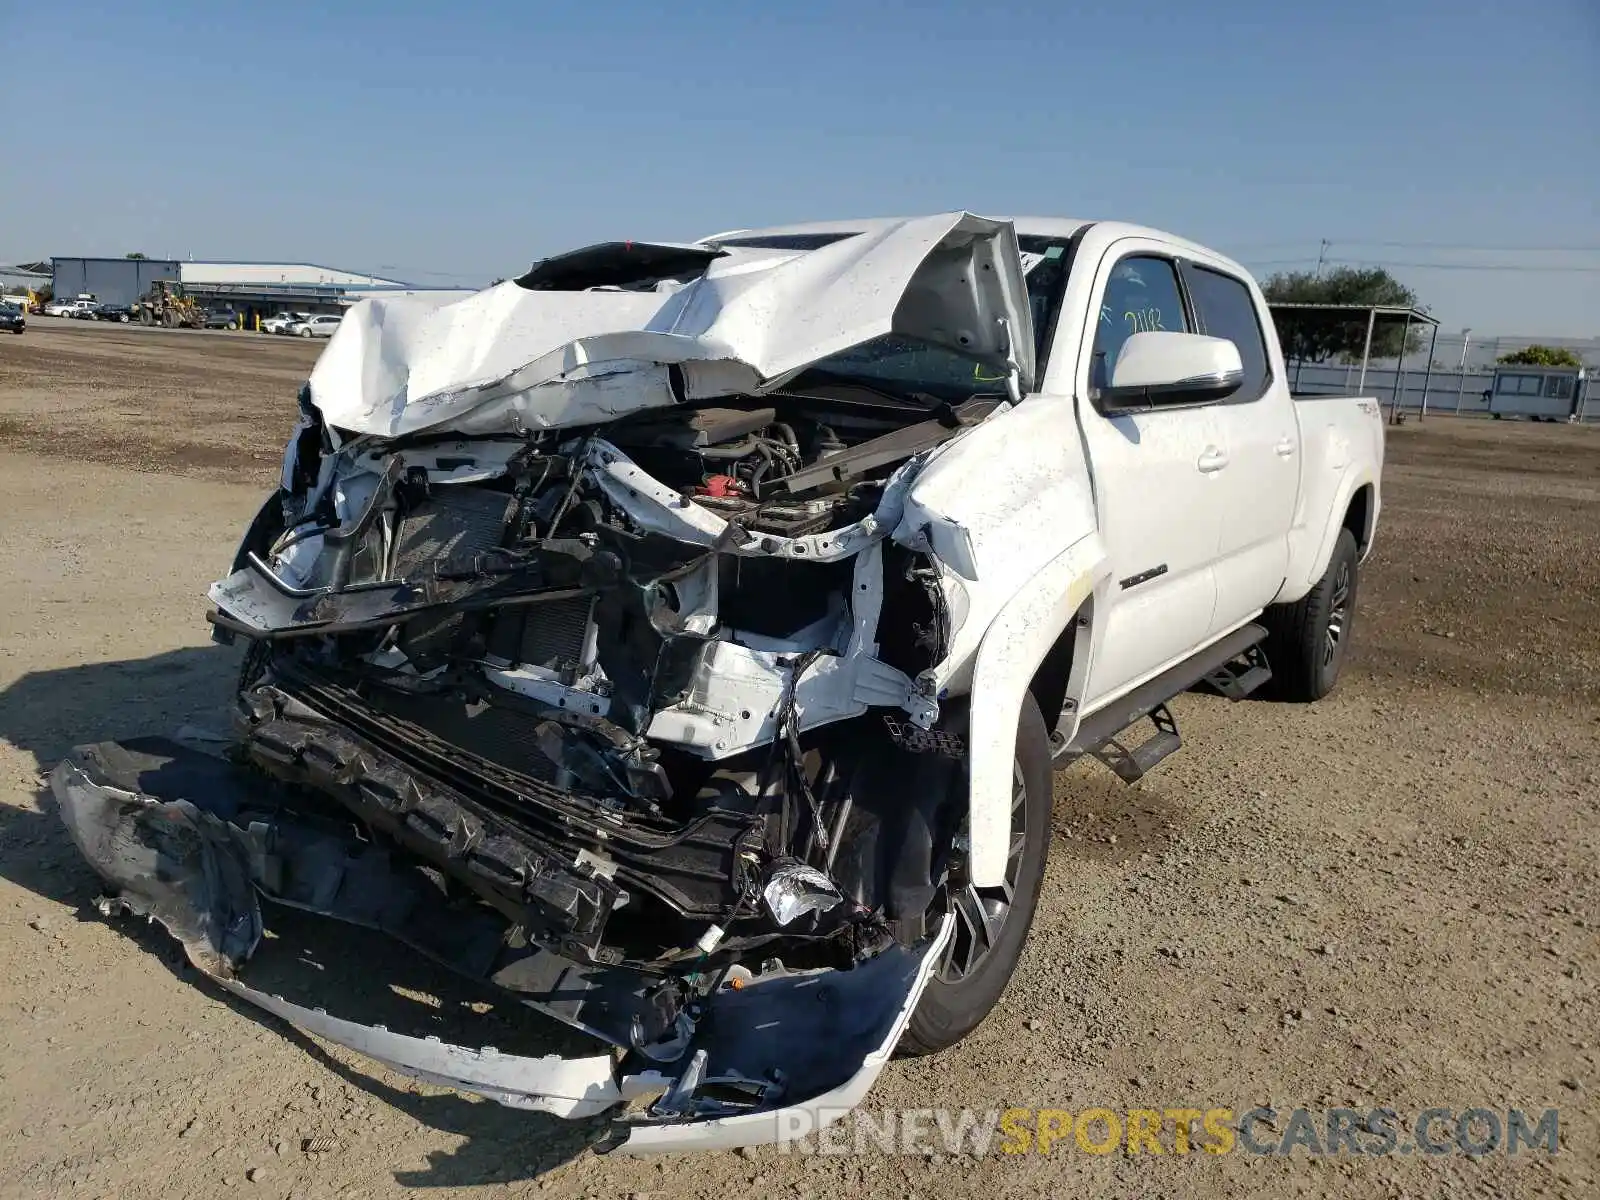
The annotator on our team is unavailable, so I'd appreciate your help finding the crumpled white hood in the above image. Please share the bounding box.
[308,212,1033,439]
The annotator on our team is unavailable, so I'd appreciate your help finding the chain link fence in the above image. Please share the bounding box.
[1288,362,1598,422]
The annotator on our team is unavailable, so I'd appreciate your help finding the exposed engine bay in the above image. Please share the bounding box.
[213,385,997,977]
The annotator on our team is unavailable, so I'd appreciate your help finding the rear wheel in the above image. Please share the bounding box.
[1263,527,1359,702]
[900,694,1052,1056]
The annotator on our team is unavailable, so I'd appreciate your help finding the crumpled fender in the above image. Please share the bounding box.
[885,393,1109,886]
[966,535,1111,885]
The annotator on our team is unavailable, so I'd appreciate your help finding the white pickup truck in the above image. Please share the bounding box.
[54,213,1382,1152]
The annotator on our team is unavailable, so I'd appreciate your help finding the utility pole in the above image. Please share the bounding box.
[1454,328,1472,413]
[1313,239,1331,279]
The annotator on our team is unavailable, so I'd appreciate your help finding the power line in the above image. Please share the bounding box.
[1242,257,1600,274]
[1330,239,1600,253]
[1233,238,1600,253]
[1331,258,1600,273]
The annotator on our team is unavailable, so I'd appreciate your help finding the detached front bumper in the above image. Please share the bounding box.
[49,737,949,1153]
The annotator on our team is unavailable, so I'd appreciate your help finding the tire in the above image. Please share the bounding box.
[900,693,1053,1056]
[1262,527,1359,702]
[299,327,313,338]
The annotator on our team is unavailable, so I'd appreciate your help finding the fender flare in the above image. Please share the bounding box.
[1297,471,1377,595]
[965,534,1111,886]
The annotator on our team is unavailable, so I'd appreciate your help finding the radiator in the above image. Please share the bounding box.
[392,487,516,658]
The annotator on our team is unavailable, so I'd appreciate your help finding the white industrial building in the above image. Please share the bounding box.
[48,256,420,326]
[172,261,408,289]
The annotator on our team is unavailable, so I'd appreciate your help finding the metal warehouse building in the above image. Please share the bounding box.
[49,257,416,327]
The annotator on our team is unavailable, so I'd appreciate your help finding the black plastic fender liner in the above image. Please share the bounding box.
[52,740,265,976]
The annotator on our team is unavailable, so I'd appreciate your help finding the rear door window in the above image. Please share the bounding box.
[1185,265,1272,403]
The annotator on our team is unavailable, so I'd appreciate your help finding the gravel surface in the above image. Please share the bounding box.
[1,319,1595,1198]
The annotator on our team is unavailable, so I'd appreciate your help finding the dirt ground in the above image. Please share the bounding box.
[0,318,1594,1199]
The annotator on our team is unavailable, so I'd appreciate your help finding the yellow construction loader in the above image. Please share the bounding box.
[134,280,205,328]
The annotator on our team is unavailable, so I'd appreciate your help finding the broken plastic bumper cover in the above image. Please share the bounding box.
[48,737,950,1152]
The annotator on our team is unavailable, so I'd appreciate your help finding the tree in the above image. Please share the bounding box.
[1262,265,1426,363]
[125,252,147,260]
[1497,345,1581,368]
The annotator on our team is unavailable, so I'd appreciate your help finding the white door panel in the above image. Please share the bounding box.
[1210,397,1298,623]
[1078,404,1221,708]
[1182,262,1299,627]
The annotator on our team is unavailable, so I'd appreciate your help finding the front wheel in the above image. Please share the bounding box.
[1263,527,1359,702]
[299,327,313,338]
[900,693,1053,1056]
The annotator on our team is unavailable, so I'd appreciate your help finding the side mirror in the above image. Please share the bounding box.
[1099,331,1243,412]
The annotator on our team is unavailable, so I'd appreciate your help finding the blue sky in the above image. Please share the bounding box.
[4,0,1597,337]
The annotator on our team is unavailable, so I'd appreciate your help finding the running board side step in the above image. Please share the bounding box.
[1085,702,1181,783]
[1201,642,1272,700]
[1055,623,1268,783]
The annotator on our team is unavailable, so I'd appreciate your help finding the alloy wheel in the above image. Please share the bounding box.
[1324,560,1351,666]
[938,763,1028,983]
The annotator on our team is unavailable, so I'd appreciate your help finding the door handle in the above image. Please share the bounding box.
[1197,446,1229,473]
[1275,437,1297,457]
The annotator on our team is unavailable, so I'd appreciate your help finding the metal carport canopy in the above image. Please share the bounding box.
[1267,302,1441,424]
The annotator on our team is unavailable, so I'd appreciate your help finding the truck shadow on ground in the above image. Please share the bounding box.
[0,646,609,1187]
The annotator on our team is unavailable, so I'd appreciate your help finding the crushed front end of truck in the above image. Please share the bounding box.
[51,214,1038,1150]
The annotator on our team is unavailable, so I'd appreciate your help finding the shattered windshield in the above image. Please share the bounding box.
[785,234,1075,403]
[787,334,1013,402]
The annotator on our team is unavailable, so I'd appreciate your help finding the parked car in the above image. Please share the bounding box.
[0,303,25,334]
[43,297,96,318]
[287,313,343,338]
[261,311,311,335]
[92,303,134,323]
[53,213,1385,1152]
[202,308,241,330]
